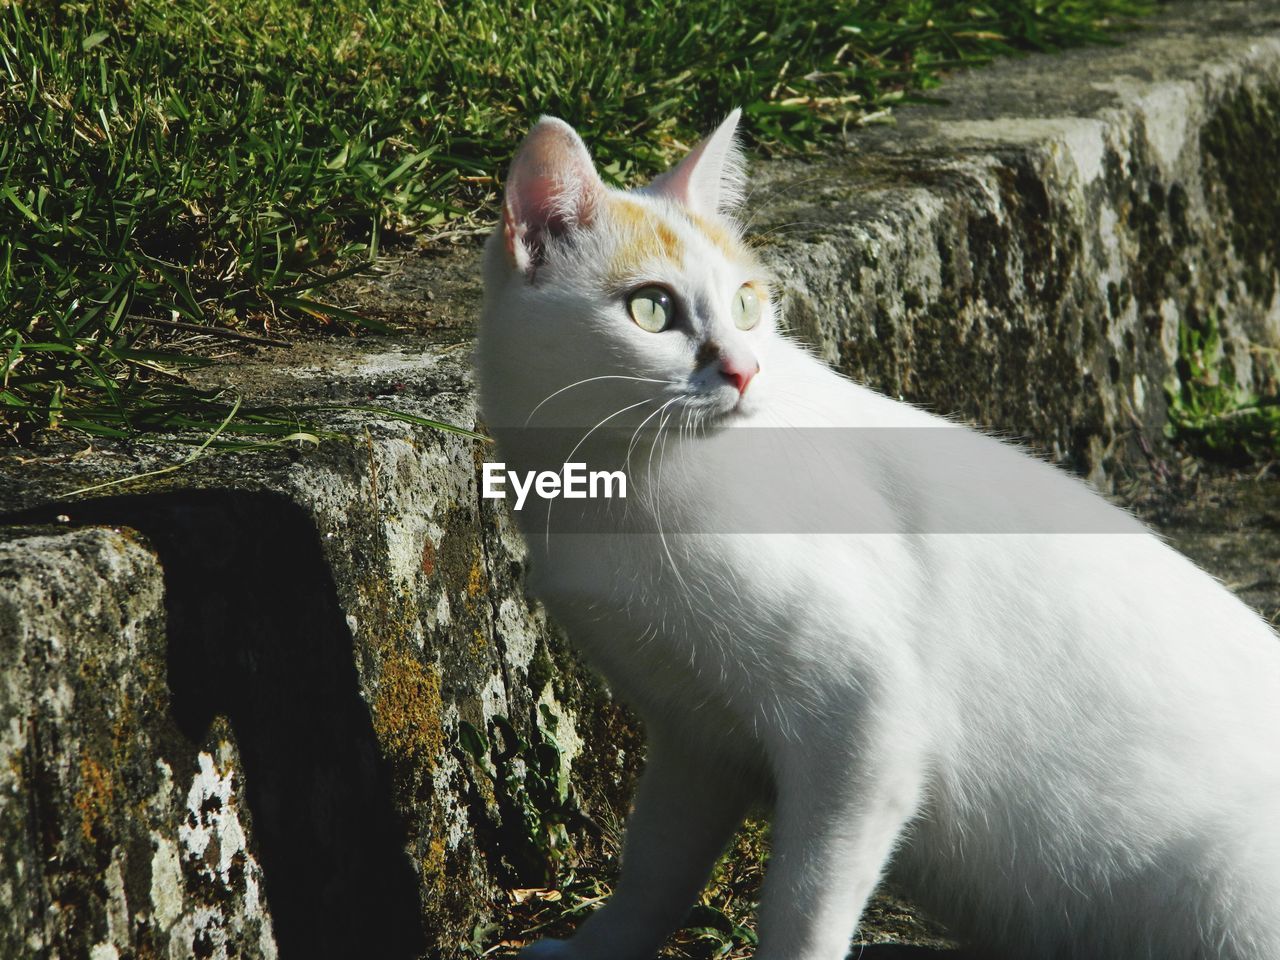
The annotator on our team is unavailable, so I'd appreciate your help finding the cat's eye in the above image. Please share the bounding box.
[732,283,763,331]
[627,285,674,333]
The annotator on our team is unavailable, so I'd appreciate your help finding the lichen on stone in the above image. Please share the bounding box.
[373,653,446,767]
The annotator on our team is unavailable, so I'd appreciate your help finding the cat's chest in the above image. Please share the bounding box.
[527,532,881,735]
[532,536,766,686]
[532,532,773,632]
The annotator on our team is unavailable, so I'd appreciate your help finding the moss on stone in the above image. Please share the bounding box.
[74,753,116,845]
[526,643,555,698]
[1201,86,1280,304]
[466,556,485,600]
[373,654,446,767]
[422,834,449,898]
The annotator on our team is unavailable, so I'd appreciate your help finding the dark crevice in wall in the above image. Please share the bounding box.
[4,491,426,960]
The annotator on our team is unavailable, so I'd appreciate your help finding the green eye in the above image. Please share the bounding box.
[732,283,763,330]
[627,285,674,333]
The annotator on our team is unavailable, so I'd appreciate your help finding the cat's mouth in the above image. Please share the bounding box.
[688,387,755,426]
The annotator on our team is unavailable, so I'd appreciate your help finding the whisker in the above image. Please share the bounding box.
[744,219,831,248]
[643,404,672,516]
[564,397,655,466]
[737,174,826,229]
[649,408,699,614]
[625,395,682,475]
[619,394,682,529]
[737,175,827,233]
[545,396,656,552]
[523,374,674,427]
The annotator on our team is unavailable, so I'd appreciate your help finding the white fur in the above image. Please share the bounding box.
[477,114,1280,960]
[644,108,747,215]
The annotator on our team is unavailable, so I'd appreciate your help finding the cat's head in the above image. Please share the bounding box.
[479,111,779,436]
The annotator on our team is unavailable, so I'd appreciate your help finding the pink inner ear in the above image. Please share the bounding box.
[503,117,603,276]
[649,137,712,209]
[645,108,743,217]
[503,203,527,272]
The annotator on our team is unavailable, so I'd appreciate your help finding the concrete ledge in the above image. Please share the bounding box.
[2,1,1279,955]
[1,350,638,957]
[761,0,1280,484]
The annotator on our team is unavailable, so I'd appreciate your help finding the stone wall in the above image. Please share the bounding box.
[1,348,640,958]
[763,1,1280,484]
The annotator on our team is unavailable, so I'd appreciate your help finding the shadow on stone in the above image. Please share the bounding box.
[4,490,425,959]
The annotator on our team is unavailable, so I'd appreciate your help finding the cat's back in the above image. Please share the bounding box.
[726,354,1280,956]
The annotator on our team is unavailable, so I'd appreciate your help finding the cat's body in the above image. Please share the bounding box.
[477,111,1280,960]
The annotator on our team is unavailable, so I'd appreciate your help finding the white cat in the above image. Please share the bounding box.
[477,110,1280,960]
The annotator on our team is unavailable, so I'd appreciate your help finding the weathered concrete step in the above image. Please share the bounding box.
[2,1,1279,956]
[1,346,640,958]
[759,0,1280,486]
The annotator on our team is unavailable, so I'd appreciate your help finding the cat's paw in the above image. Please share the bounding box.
[518,938,576,959]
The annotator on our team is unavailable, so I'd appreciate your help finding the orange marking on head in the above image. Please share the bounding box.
[601,196,767,288]
[685,210,745,259]
[654,222,680,259]
[687,211,771,282]
[605,196,685,283]
[608,196,649,230]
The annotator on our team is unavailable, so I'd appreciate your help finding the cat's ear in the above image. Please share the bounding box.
[502,117,603,277]
[645,108,745,218]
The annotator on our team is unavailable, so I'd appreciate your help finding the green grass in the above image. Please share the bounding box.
[1166,312,1280,462]
[2,0,1157,448]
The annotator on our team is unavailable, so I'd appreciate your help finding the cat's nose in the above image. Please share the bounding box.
[719,356,759,395]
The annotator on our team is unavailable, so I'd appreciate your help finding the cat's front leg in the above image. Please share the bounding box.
[520,728,753,960]
[753,710,927,960]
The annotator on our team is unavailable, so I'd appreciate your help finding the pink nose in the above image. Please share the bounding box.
[719,357,759,396]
